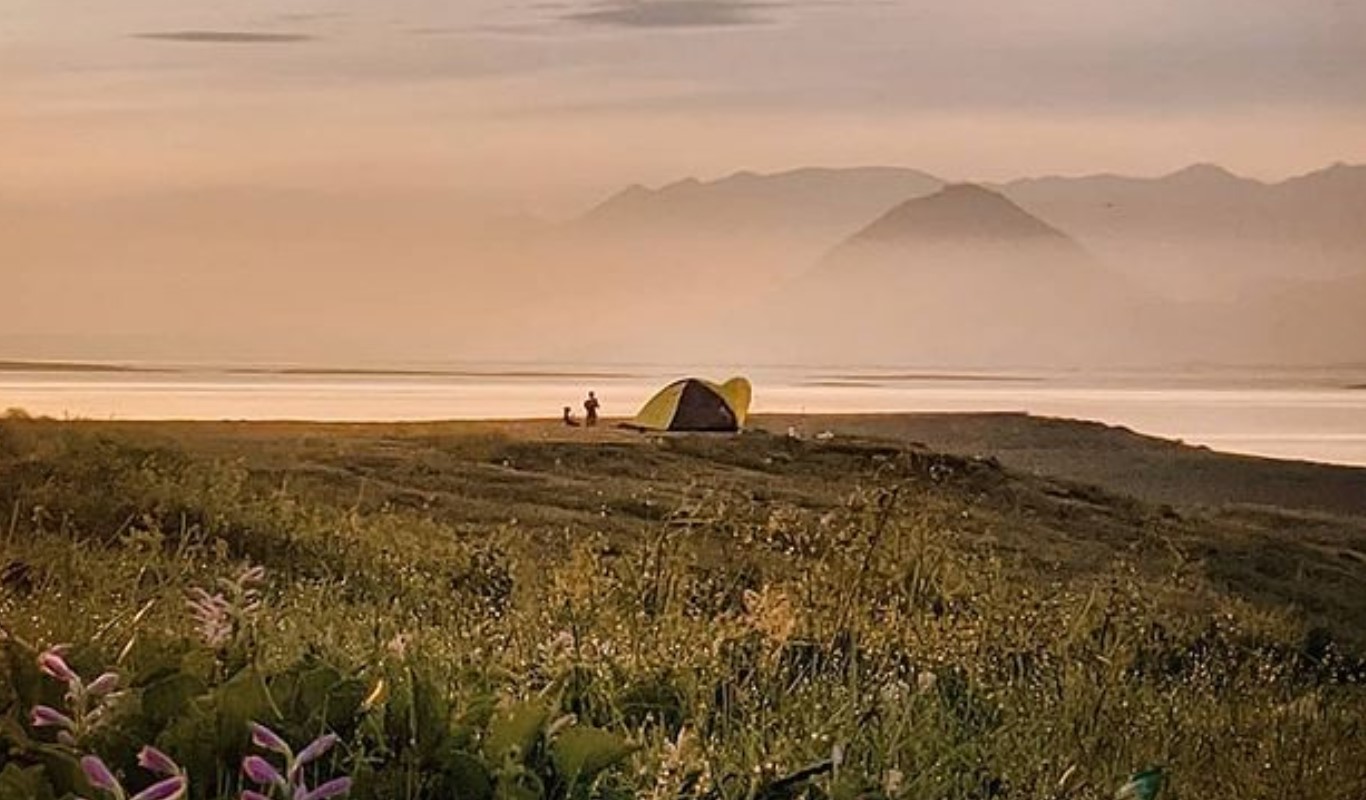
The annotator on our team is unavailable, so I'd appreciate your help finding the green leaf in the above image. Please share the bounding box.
[439,750,495,800]
[157,706,221,791]
[483,702,549,768]
[0,763,56,800]
[451,694,498,750]
[296,665,344,713]
[213,667,276,752]
[458,694,498,731]
[550,726,636,795]
[495,770,544,800]
[142,672,207,727]
[1,639,53,712]
[323,677,368,731]
[0,716,35,751]
[410,669,452,762]
[29,745,83,799]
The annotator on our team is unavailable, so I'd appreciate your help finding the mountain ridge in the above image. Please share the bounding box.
[577,165,946,241]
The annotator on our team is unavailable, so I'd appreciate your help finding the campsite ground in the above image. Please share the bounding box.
[2,413,1365,799]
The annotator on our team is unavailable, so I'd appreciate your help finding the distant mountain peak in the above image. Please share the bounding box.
[1163,163,1247,184]
[1290,161,1365,182]
[845,182,1072,245]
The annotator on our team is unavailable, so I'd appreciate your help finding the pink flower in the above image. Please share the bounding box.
[87,672,121,696]
[301,777,352,800]
[187,589,233,649]
[242,755,285,789]
[248,722,292,757]
[294,733,338,770]
[38,646,79,683]
[129,775,186,800]
[31,704,75,729]
[80,755,121,793]
[137,746,181,777]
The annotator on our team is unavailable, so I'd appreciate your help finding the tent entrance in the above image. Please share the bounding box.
[673,380,738,431]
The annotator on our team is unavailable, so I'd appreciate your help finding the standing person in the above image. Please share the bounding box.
[583,391,600,427]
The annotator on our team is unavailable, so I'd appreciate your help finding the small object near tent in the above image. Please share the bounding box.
[626,377,752,432]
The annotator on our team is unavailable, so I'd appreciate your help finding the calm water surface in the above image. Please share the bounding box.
[2,365,1364,466]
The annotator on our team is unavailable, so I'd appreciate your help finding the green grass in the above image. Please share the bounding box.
[1,419,1364,799]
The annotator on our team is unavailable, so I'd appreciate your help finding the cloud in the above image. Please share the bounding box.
[407,24,554,39]
[134,31,314,44]
[272,12,346,23]
[566,1,774,28]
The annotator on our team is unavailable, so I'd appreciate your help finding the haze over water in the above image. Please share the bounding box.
[6,1,1366,468]
[4,363,1364,467]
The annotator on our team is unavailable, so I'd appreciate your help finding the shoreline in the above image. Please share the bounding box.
[6,411,1365,517]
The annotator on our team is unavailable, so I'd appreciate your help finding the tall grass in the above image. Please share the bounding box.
[0,425,1362,799]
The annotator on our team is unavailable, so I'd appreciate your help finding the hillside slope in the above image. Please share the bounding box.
[743,185,1146,367]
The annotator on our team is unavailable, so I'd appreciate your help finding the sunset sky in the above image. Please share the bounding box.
[5,0,1365,216]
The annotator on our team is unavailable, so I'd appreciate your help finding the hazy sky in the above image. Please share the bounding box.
[4,0,1365,216]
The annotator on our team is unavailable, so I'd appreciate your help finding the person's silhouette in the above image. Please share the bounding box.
[583,391,600,427]
[562,406,580,427]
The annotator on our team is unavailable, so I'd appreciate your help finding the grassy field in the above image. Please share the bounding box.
[1,415,1364,800]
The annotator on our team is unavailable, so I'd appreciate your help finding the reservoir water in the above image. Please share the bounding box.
[2,364,1364,467]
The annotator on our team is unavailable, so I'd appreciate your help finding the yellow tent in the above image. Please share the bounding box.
[627,377,752,432]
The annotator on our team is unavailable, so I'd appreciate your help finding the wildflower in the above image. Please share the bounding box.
[81,755,121,794]
[187,564,266,651]
[80,749,187,800]
[30,647,124,746]
[138,747,181,777]
[31,705,75,729]
[88,672,121,696]
[300,777,353,800]
[292,733,338,774]
[249,722,292,756]
[243,756,286,789]
[242,723,351,800]
[39,646,79,683]
[130,777,187,800]
[187,588,233,649]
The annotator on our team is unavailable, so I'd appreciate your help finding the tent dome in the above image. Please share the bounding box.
[627,377,752,432]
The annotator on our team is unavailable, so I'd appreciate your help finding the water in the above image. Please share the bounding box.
[2,364,1365,467]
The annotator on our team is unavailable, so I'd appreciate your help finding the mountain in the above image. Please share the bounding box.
[1265,162,1366,247]
[840,183,1077,247]
[1002,162,1366,245]
[577,166,944,243]
[540,167,951,365]
[573,161,1366,307]
[999,163,1366,298]
[733,184,1156,368]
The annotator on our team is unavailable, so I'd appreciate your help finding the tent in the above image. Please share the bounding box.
[627,377,752,432]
